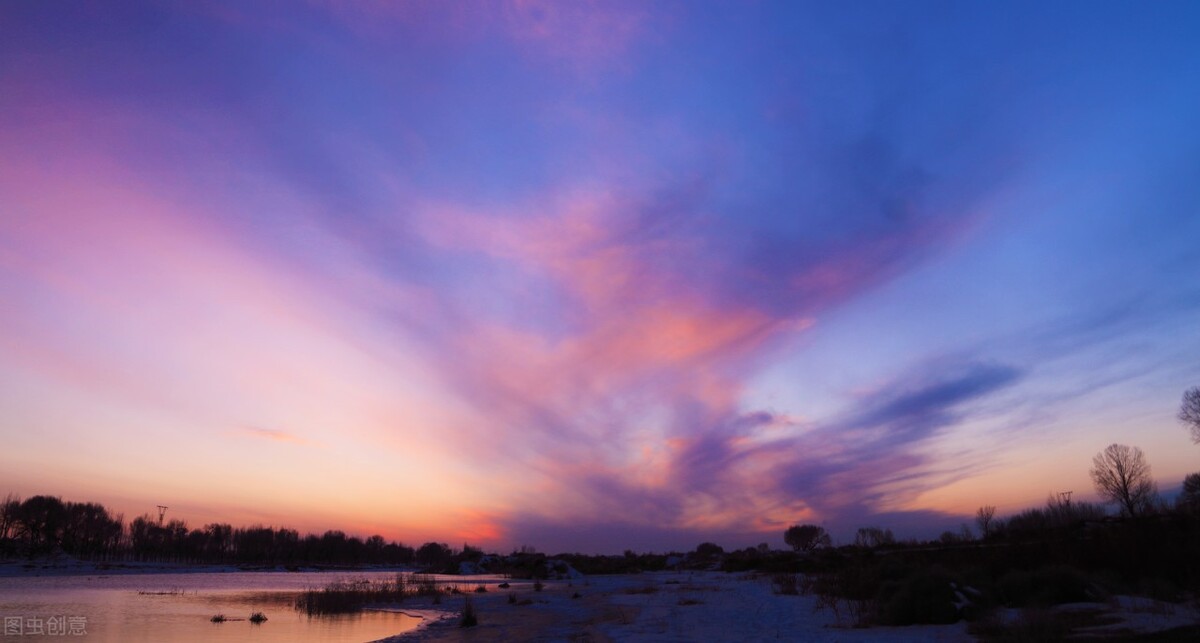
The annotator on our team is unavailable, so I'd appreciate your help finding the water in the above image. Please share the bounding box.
[0,571,428,642]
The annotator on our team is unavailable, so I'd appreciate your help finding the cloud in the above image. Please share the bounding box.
[485,360,1023,551]
[373,141,1010,548]
[767,363,1023,520]
[844,363,1024,448]
[237,426,312,447]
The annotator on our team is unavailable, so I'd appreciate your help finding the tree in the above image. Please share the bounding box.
[18,495,67,554]
[1178,472,1200,512]
[1089,443,1157,517]
[415,541,452,568]
[853,526,894,548]
[1179,387,1200,444]
[0,494,21,542]
[975,505,996,538]
[783,524,830,552]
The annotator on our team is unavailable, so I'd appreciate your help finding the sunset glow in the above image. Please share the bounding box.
[2,1,1199,553]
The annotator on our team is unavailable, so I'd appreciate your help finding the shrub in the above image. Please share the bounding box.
[248,612,267,624]
[459,597,477,628]
[811,563,882,627]
[996,565,1093,607]
[878,567,959,625]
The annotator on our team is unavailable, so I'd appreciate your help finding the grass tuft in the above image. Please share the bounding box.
[459,597,478,628]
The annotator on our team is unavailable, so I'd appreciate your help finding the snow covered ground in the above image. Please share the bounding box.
[985,594,1200,638]
[375,571,974,642]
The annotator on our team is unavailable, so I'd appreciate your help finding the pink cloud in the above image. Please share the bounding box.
[237,426,313,446]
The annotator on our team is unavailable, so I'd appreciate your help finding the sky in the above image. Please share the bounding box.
[2,1,1199,554]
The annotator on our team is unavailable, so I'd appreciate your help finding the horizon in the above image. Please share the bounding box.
[2,1,1200,556]
[0,484,1182,558]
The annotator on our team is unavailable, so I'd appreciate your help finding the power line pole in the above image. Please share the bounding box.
[157,505,168,525]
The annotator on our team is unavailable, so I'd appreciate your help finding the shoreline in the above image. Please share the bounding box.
[0,557,419,578]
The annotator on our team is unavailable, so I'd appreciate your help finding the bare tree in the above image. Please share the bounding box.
[1180,387,1200,444]
[853,526,895,548]
[784,524,831,552]
[975,505,996,538]
[1178,472,1200,512]
[1089,443,1157,517]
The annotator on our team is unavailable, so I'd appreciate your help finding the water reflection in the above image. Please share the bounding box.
[0,571,424,642]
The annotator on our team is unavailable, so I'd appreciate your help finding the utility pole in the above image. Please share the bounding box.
[157,505,168,525]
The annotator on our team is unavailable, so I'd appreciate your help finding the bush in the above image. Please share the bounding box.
[811,562,882,627]
[996,565,1093,607]
[878,567,959,625]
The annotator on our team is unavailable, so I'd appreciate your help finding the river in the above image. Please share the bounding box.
[0,570,435,642]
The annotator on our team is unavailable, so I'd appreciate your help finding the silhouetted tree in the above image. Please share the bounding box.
[163,519,189,558]
[366,534,386,557]
[18,496,67,554]
[939,530,963,545]
[204,523,233,560]
[0,494,21,543]
[1090,443,1157,517]
[976,506,996,538]
[853,527,895,548]
[694,542,724,558]
[460,543,483,561]
[61,502,122,557]
[784,524,830,552]
[1180,387,1200,444]
[1178,472,1200,512]
[416,541,452,568]
[129,514,156,557]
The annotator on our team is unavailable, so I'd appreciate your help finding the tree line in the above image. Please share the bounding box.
[0,494,448,566]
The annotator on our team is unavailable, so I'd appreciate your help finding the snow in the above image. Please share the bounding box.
[1072,595,1200,636]
[374,571,974,642]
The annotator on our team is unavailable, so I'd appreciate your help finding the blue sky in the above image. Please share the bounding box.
[1,1,1199,552]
